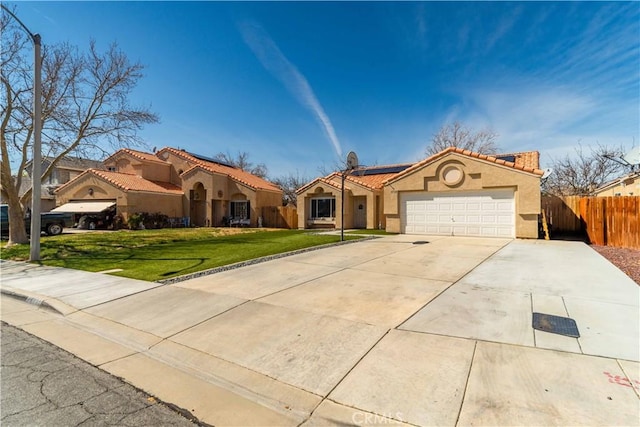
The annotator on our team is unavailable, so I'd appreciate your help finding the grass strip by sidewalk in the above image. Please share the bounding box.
[0,228,359,281]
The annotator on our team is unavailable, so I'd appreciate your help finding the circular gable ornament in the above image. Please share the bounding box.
[442,165,464,186]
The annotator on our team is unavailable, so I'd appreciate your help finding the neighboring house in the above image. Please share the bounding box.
[593,171,639,197]
[296,163,413,230]
[4,156,105,212]
[54,147,283,227]
[297,148,543,238]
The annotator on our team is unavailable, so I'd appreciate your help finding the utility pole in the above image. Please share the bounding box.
[1,5,42,260]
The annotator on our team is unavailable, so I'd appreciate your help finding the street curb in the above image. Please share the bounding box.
[0,288,65,315]
[157,235,376,285]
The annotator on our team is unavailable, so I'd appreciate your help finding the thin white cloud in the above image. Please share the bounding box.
[239,21,343,158]
[445,81,637,166]
[540,2,638,95]
[484,5,523,52]
[437,3,638,164]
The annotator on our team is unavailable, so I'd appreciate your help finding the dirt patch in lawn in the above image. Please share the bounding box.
[591,245,640,285]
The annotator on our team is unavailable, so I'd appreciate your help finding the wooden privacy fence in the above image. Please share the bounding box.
[260,206,298,229]
[542,195,582,233]
[579,197,639,249]
[542,195,640,249]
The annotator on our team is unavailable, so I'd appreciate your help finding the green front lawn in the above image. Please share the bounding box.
[0,228,358,281]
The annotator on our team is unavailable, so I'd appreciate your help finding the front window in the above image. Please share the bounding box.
[311,198,335,219]
[230,200,249,219]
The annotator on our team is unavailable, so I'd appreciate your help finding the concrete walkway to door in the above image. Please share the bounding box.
[1,235,638,426]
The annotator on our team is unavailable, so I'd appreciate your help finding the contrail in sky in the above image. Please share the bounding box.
[239,21,343,158]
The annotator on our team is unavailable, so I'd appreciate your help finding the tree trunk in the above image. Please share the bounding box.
[7,200,28,246]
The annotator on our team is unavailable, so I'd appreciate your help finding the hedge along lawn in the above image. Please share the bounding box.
[0,228,360,282]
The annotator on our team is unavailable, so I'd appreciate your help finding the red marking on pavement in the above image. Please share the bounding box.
[603,371,640,388]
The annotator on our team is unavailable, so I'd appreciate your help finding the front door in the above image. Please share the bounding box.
[189,187,207,227]
[353,196,367,228]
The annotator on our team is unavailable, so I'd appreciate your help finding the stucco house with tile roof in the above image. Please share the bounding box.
[296,163,414,230]
[297,148,543,238]
[593,171,639,197]
[54,147,283,227]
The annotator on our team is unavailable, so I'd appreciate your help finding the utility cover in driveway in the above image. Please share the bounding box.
[532,312,580,338]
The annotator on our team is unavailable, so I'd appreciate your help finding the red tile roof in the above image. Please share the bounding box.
[296,175,349,194]
[298,163,413,193]
[495,151,540,170]
[385,147,544,185]
[346,173,398,190]
[105,148,169,165]
[158,147,281,192]
[55,169,183,195]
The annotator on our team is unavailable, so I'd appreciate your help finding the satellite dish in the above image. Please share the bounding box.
[623,146,640,166]
[346,151,359,170]
[541,168,553,179]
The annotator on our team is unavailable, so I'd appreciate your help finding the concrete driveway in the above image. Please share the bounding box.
[1,235,638,426]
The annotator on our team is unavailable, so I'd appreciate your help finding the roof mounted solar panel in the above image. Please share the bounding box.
[353,165,412,176]
[188,152,235,168]
[496,155,516,163]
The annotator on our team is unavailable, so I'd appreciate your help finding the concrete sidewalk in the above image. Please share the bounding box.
[1,236,638,426]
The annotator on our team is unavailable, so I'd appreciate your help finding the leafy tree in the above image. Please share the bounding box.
[1,7,158,245]
[213,151,268,179]
[542,144,626,196]
[426,121,499,156]
[271,171,311,206]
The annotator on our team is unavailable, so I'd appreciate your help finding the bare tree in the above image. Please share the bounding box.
[1,7,158,245]
[213,151,268,179]
[271,171,311,206]
[426,121,499,156]
[542,144,626,196]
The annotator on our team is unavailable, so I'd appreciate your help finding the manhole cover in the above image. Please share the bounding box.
[532,312,580,338]
[413,241,429,245]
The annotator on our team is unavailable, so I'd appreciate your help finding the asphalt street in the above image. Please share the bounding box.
[1,322,201,427]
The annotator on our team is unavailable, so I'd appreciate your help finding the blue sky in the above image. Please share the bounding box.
[10,1,640,178]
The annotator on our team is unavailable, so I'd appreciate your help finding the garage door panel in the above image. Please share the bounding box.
[481,215,497,224]
[497,228,512,237]
[467,226,481,235]
[401,190,515,238]
[497,214,513,224]
[467,215,481,223]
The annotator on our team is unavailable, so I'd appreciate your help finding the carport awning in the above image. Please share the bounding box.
[51,201,115,213]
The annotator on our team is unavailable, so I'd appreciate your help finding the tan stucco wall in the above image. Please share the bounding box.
[159,152,197,185]
[122,192,183,219]
[384,153,541,238]
[106,155,171,183]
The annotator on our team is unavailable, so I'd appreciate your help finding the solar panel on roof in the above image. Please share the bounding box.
[352,165,411,176]
[496,155,516,163]
[188,152,235,168]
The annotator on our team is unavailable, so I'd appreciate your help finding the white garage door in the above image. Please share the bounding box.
[401,189,515,237]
